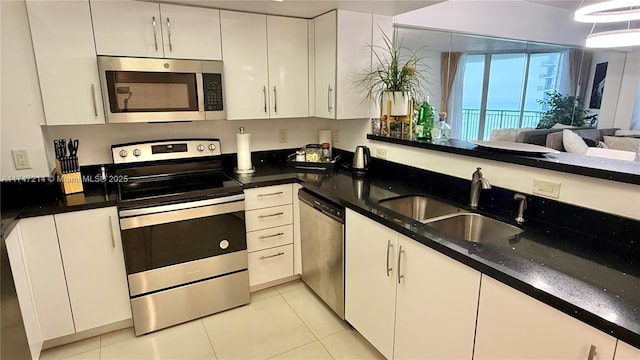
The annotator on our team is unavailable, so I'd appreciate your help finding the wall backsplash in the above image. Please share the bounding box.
[42,117,329,168]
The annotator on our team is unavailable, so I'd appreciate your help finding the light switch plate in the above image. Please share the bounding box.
[532,179,561,199]
[375,148,387,159]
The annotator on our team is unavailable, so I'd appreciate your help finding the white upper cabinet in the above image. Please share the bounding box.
[267,16,309,118]
[91,1,222,60]
[313,11,337,119]
[91,1,163,58]
[221,11,308,120]
[474,275,617,360]
[26,0,105,125]
[220,11,270,120]
[158,4,222,60]
[54,207,131,332]
[313,10,386,119]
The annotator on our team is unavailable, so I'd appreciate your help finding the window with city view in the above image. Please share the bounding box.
[459,51,564,140]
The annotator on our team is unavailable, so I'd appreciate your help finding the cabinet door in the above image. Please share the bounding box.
[615,341,640,359]
[335,10,372,119]
[220,11,269,120]
[26,0,105,125]
[267,16,308,118]
[55,207,131,332]
[91,0,163,58]
[5,226,43,360]
[345,210,397,359]
[394,235,480,360]
[474,275,617,360]
[18,216,75,340]
[313,11,336,119]
[159,4,222,60]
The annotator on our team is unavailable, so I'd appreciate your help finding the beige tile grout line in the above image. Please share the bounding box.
[199,318,220,360]
[278,289,338,360]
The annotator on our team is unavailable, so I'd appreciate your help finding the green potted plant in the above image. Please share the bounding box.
[359,29,429,116]
[536,91,589,129]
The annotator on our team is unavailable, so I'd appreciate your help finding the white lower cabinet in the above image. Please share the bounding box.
[345,209,481,359]
[245,184,295,287]
[474,275,618,360]
[17,207,131,340]
[54,207,131,333]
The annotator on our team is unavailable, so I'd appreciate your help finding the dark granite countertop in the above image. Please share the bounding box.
[232,159,640,349]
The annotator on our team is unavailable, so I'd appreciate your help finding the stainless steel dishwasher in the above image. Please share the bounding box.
[298,188,345,319]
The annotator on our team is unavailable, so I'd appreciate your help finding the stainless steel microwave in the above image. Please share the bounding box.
[98,56,225,123]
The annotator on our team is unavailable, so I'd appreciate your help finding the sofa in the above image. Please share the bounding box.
[515,127,619,151]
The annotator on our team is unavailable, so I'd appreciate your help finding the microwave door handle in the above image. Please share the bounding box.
[196,74,205,116]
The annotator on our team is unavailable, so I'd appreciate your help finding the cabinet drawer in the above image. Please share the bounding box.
[245,204,293,232]
[247,224,293,253]
[248,244,293,286]
[244,184,293,210]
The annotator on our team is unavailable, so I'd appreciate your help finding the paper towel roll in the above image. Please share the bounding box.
[236,130,253,172]
[319,129,332,147]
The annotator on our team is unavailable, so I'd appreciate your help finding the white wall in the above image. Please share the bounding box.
[614,50,640,130]
[331,118,640,220]
[42,118,327,167]
[1,0,50,178]
[395,0,591,46]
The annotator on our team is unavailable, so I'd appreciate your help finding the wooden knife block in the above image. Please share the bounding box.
[56,159,83,195]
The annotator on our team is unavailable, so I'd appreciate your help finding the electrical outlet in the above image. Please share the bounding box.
[332,129,339,144]
[376,148,387,159]
[532,179,561,199]
[11,149,31,170]
[278,129,287,143]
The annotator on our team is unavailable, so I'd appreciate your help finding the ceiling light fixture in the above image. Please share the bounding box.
[574,0,640,23]
[585,28,640,47]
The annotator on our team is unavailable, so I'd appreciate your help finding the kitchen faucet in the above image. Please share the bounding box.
[470,167,491,209]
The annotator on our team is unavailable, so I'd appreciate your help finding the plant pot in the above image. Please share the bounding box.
[381,91,411,116]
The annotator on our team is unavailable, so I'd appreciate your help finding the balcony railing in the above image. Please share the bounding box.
[460,108,544,140]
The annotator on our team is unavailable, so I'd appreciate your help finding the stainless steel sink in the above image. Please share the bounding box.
[426,213,523,243]
[378,195,463,222]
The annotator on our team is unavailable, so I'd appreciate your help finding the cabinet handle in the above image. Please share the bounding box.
[397,245,405,284]
[587,345,596,360]
[257,191,284,198]
[258,212,284,219]
[262,86,267,113]
[259,232,284,240]
[166,17,173,52]
[327,85,333,112]
[152,16,159,52]
[260,252,284,260]
[90,83,98,117]
[386,240,393,277]
[108,216,116,248]
[273,86,277,113]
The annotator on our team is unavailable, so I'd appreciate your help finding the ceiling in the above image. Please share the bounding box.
[149,0,598,19]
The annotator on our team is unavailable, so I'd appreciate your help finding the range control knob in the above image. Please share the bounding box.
[133,149,141,157]
[197,144,205,152]
[208,144,216,151]
[119,150,128,158]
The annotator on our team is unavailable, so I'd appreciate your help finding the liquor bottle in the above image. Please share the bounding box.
[416,99,434,139]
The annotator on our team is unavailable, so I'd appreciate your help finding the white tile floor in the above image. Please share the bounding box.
[40,280,385,360]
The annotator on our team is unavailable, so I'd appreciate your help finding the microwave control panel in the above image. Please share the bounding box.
[203,73,223,111]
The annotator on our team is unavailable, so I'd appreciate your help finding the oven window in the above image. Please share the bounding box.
[121,210,246,274]
[105,71,198,113]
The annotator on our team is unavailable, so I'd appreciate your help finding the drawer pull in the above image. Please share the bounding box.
[257,191,284,198]
[397,245,405,284]
[587,345,596,360]
[259,212,284,219]
[259,232,284,240]
[386,240,393,277]
[260,252,285,260]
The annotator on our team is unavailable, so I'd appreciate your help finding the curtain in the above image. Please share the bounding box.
[448,53,467,139]
[569,49,593,102]
[440,52,462,112]
[557,50,571,95]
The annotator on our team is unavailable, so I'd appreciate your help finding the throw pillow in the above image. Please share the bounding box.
[562,129,589,154]
[551,123,575,129]
[603,136,640,155]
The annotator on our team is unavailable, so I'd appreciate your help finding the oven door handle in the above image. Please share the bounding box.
[119,194,245,218]
[120,197,245,230]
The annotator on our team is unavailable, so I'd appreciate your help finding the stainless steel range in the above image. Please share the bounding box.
[112,139,249,336]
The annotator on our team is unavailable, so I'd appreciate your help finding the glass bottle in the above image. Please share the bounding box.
[439,112,451,140]
[415,99,434,140]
